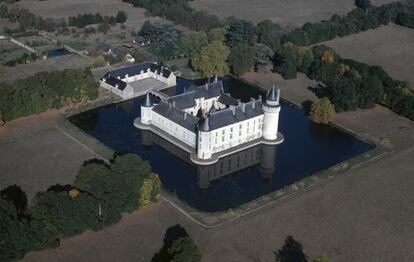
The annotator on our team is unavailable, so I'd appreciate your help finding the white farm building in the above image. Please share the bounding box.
[135,78,284,164]
[100,62,176,99]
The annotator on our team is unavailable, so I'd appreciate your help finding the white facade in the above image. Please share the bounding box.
[100,63,177,99]
[139,82,281,161]
[151,111,197,148]
[262,105,281,140]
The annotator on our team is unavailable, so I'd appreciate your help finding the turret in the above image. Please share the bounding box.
[141,92,153,124]
[262,85,281,141]
[197,116,212,160]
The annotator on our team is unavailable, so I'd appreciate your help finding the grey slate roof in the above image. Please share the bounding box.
[102,62,172,80]
[143,92,153,107]
[167,81,223,109]
[105,75,127,90]
[218,93,239,106]
[264,85,281,108]
[267,85,277,101]
[199,117,210,132]
[208,100,263,130]
[152,101,200,132]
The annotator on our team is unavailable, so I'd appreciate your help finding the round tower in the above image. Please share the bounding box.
[197,117,212,160]
[262,85,281,141]
[141,92,153,125]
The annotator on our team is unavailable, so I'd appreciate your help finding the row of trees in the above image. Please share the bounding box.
[0,68,99,122]
[0,154,161,261]
[0,1,127,32]
[122,0,222,31]
[137,18,279,76]
[68,11,127,28]
[2,52,38,67]
[285,0,414,46]
[274,43,414,120]
[190,18,278,77]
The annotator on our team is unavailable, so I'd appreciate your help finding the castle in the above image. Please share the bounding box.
[135,78,283,165]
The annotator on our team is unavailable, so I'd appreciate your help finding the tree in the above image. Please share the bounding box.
[0,198,28,261]
[328,77,359,112]
[358,75,384,109]
[309,98,336,124]
[116,11,127,23]
[168,237,202,262]
[255,43,274,65]
[139,173,161,207]
[178,32,208,55]
[226,18,256,47]
[152,225,201,262]
[207,27,227,43]
[191,41,230,78]
[139,22,180,58]
[355,0,371,10]
[274,49,298,79]
[275,235,308,262]
[256,19,281,51]
[228,43,256,76]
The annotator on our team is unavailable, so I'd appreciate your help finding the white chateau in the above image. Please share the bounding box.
[100,62,176,99]
[135,78,283,164]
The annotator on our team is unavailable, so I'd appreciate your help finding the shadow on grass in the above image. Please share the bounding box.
[151,224,189,262]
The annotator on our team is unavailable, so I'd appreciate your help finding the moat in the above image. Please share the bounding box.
[69,76,373,212]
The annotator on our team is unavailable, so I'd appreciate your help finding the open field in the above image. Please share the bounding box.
[189,0,397,27]
[322,23,414,88]
[0,54,93,83]
[0,111,95,201]
[19,0,163,29]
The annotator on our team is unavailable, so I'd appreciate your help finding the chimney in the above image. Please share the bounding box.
[172,101,176,107]
[230,105,235,115]
[184,112,187,120]
[241,103,246,113]
[258,95,262,101]
[169,102,172,109]
[205,83,208,90]
[252,100,256,109]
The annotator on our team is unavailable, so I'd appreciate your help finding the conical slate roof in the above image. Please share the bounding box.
[143,92,153,107]
[199,117,210,132]
[267,85,277,101]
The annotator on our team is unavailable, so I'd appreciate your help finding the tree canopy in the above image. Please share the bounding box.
[191,41,230,78]
[228,43,256,76]
[0,68,98,122]
[309,98,336,124]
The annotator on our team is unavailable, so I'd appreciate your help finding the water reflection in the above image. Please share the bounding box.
[68,76,373,212]
[141,130,277,190]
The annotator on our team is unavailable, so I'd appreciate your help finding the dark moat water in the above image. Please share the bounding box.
[69,76,373,212]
